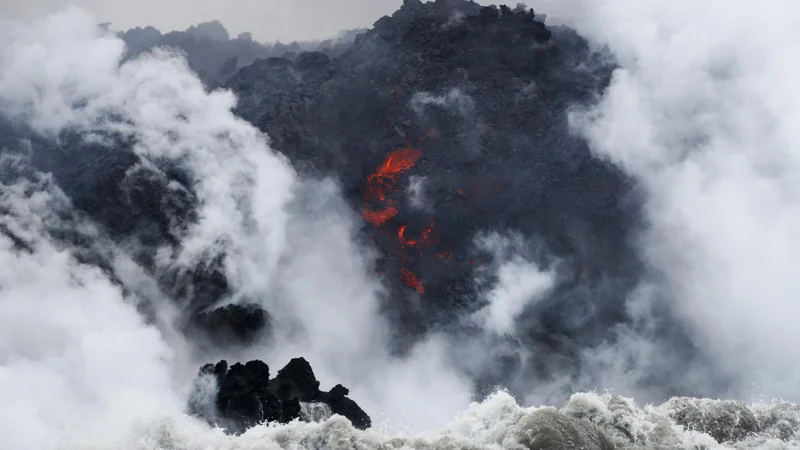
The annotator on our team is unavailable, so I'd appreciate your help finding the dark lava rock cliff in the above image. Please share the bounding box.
[224,0,644,389]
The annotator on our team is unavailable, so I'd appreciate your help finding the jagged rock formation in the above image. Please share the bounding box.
[191,358,371,433]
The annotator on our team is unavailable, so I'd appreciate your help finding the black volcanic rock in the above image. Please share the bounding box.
[214,360,277,428]
[317,384,372,430]
[271,357,322,402]
[192,358,371,433]
[190,303,271,343]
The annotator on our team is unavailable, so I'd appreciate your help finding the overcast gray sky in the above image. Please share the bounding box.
[0,0,577,42]
[0,0,408,42]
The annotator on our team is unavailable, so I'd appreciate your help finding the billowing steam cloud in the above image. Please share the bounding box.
[0,8,476,448]
[472,232,556,336]
[0,153,188,448]
[567,0,800,402]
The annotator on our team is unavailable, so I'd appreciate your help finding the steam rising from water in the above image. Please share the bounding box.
[569,0,800,402]
[0,156,185,448]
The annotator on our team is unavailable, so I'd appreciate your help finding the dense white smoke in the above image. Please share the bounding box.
[566,0,800,402]
[0,8,474,449]
[472,232,556,336]
[0,156,188,449]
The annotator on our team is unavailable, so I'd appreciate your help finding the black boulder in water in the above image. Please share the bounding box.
[191,358,371,433]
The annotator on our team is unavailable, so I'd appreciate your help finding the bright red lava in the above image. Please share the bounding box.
[362,148,422,219]
[400,268,425,294]
[361,147,430,293]
[368,148,422,184]
[362,206,398,227]
[362,139,494,294]
[398,220,438,249]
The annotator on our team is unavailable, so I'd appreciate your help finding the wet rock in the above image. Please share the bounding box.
[271,357,321,402]
[191,358,371,433]
[317,384,372,430]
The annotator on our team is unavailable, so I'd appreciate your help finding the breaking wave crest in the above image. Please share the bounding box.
[97,391,800,449]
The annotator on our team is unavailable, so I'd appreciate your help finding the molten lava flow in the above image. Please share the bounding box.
[362,145,505,294]
[369,148,422,183]
[362,206,398,227]
[400,269,425,294]
[362,147,433,294]
[362,148,423,227]
[398,220,438,249]
[363,143,501,294]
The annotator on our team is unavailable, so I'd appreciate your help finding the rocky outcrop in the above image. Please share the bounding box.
[191,358,371,433]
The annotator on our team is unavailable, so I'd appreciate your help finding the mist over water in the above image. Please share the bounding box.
[1,1,800,449]
[570,0,800,402]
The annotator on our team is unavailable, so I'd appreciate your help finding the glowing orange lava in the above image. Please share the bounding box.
[400,269,425,294]
[362,148,422,226]
[361,147,431,294]
[369,148,422,183]
[362,206,398,227]
[435,251,453,260]
[362,137,497,294]
[398,220,438,249]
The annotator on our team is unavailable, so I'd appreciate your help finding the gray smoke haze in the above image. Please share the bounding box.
[0,0,404,42]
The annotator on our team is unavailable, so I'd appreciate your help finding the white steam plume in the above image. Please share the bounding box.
[566,0,800,401]
[472,232,556,336]
[0,160,188,449]
[0,7,296,289]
